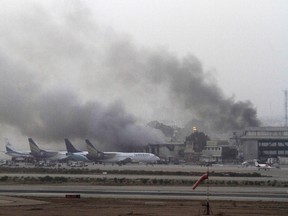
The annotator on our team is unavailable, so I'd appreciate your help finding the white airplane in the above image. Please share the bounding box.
[28,138,67,161]
[29,138,89,162]
[254,159,272,171]
[85,139,160,165]
[4,138,34,161]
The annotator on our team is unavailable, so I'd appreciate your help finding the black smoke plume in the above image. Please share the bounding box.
[0,3,260,149]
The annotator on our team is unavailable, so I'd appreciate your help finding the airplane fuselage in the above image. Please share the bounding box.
[101,152,160,163]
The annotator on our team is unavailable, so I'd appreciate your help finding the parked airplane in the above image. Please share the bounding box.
[254,159,272,171]
[29,138,67,161]
[29,138,89,162]
[85,139,160,165]
[64,139,89,161]
[4,138,34,161]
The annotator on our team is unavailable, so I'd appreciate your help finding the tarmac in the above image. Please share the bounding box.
[0,196,48,206]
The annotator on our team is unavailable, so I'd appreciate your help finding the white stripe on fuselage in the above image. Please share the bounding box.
[102,152,160,163]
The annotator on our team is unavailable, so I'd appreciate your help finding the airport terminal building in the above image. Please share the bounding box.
[233,127,288,161]
[146,140,232,164]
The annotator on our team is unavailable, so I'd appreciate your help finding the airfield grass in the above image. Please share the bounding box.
[1,166,288,187]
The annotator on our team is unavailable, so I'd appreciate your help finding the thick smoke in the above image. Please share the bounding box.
[105,44,261,132]
[0,53,164,150]
[0,3,260,149]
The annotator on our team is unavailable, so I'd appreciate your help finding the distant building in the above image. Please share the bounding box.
[201,140,232,163]
[201,141,223,162]
[232,127,288,161]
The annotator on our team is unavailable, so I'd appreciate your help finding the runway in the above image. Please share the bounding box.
[0,185,287,202]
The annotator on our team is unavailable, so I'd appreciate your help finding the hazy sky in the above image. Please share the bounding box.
[86,0,288,120]
[0,0,287,148]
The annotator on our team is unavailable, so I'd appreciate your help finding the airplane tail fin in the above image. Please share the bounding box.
[4,138,17,153]
[28,138,41,156]
[65,139,80,153]
[85,139,102,157]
